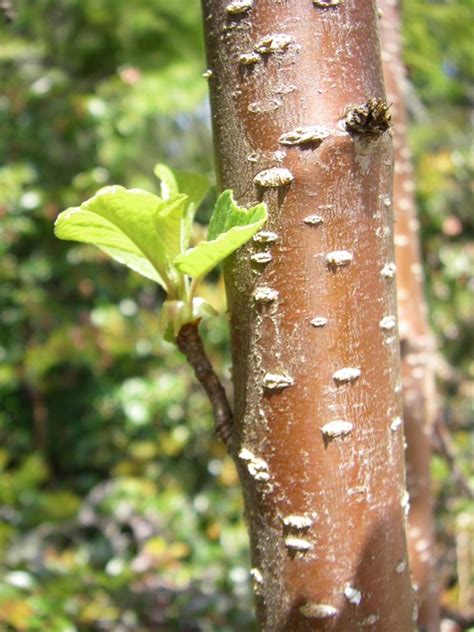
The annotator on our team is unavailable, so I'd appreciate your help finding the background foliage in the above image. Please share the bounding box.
[0,0,472,630]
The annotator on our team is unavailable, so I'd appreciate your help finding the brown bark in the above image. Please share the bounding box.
[201,0,415,629]
[379,2,440,630]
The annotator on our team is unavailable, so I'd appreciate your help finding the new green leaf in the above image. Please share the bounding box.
[174,191,267,279]
[154,163,209,209]
[154,163,179,200]
[159,298,217,342]
[154,163,210,250]
[154,193,189,264]
[54,185,185,291]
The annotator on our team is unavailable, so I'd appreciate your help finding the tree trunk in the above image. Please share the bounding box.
[201,1,415,629]
[379,3,440,630]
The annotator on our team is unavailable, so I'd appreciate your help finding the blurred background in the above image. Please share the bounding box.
[0,0,472,630]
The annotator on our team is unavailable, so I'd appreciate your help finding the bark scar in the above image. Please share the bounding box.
[344,98,392,137]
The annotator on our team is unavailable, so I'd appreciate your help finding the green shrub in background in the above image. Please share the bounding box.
[0,0,472,629]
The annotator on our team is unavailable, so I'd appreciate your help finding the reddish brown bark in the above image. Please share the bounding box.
[379,2,440,630]
[201,0,415,629]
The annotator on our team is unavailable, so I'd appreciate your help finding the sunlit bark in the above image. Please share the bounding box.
[202,0,415,628]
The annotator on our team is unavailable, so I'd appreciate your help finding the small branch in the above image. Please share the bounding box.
[176,322,233,447]
[433,415,473,500]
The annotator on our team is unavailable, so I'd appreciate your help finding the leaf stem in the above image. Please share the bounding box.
[176,322,233,447]
[188,276,200,304]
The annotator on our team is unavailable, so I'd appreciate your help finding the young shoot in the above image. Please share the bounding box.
[54,163,267,341]
[54,163,268,446]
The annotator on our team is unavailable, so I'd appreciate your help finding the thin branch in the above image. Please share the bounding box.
[176,322,233,447]
[433,415,473,500]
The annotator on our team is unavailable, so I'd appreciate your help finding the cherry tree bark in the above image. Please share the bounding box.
[379,2,440,630]
[201,0,415,628]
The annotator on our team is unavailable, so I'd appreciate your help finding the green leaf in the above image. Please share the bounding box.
[154,163,209,209]
[154,164,178,200]
[154,163,210,249]
[207,190,261,241]
[54,185,184,290]
[174,170,210,213]
[174,191,267,279]
[155,193,188,264]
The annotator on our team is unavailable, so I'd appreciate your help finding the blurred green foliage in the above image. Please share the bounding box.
[0,0,472,629]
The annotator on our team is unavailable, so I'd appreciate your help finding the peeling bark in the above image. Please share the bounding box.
[201,1,415,629]
[379,2,440,630]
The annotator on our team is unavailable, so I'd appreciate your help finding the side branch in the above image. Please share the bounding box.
[176,322,233,446]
